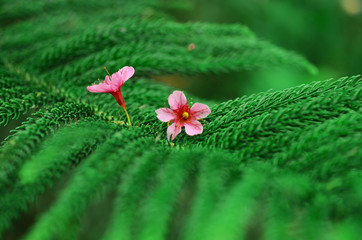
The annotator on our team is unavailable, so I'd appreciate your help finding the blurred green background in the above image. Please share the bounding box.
[162,0,362,101]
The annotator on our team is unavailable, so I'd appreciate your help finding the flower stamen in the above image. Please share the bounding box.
[182,112,189,120]
[104,66,112,80]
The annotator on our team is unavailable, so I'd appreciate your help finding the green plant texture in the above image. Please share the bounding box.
[1,0,361,240]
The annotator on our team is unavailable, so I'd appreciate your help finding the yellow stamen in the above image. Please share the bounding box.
[182,112,189,119]
[104,67,112,80]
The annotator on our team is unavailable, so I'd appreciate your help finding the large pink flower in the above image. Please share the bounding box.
[156,91,211,140]
[87,66,134,126]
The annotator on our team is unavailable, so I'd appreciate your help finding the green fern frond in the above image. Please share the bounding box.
[135,150,200,240]
[277,109,361,178]
[0,88,59,126]
[22,134,157,240]
[183,151,240,240]
[1,0,361,239]
[32,20,252,72]
[0,103,99,189]
[197,164,267,240]
[200,83,361,149]
[0,121,118,234]
[35,20,315,84]
[208,76,360,128]
[103,146,169,240]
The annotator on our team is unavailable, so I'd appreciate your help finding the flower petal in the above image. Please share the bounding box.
[190,103,211,119]
[104,75,111,84]
[155,108,175,122]
[110,66,135,90]
[87,83,113,93]
[167,122,182,141]
[168,91,187,110]
[110,72,123,91]
[120,66,135,84]
[184,120,203,136]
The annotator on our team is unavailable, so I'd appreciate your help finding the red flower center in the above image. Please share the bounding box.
[175,104,191,122]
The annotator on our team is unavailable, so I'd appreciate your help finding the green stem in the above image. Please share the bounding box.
[122,105,132,127]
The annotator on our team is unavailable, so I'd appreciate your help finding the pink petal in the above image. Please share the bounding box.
[167,122,182,141]
[184,120,203,136]
[87,83,113,93]
[104,75,111,85]
[110,72,123,91]
[110,66,135,90]
[120,66,135,84]
[190,103,211,119]
[168,91,187,110]
[155,108,175,122]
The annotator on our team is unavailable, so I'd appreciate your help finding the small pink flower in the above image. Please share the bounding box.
[188,43,195,51]
[87,66,134,126]
[156,91,211,141]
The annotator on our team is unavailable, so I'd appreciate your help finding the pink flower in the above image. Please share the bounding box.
[87,66,134,126]
[188,43,195,51]
[156,91,211,141]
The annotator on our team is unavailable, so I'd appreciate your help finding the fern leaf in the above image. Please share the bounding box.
[102,146,169,240]
[0,121,117,235]
[0,103,98,189]
[36,20,315,84]
[197,165,267,240]
[135,150,200,240]
[22,133,154,240]
[183,151,239,240]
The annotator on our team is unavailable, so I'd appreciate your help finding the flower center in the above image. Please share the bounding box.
[182,112,189,120]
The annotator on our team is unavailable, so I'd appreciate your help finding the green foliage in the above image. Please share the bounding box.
[1,0,361,240]
[0,103,99,189]
[22,131,153,240]
[0,121,118,234]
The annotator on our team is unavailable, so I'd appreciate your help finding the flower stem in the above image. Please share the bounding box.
[121,105,132,127]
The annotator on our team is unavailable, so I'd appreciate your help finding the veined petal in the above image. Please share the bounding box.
[167,122,182,141]
[168,91,187,110]
[110,71,123,90]
[87,83,113,93]
[191,103,211,119]
[104,75,111,84]
[110,66,135,90]
[155,108,175,122]
[184,120,203,136]
[120,66,135,84]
